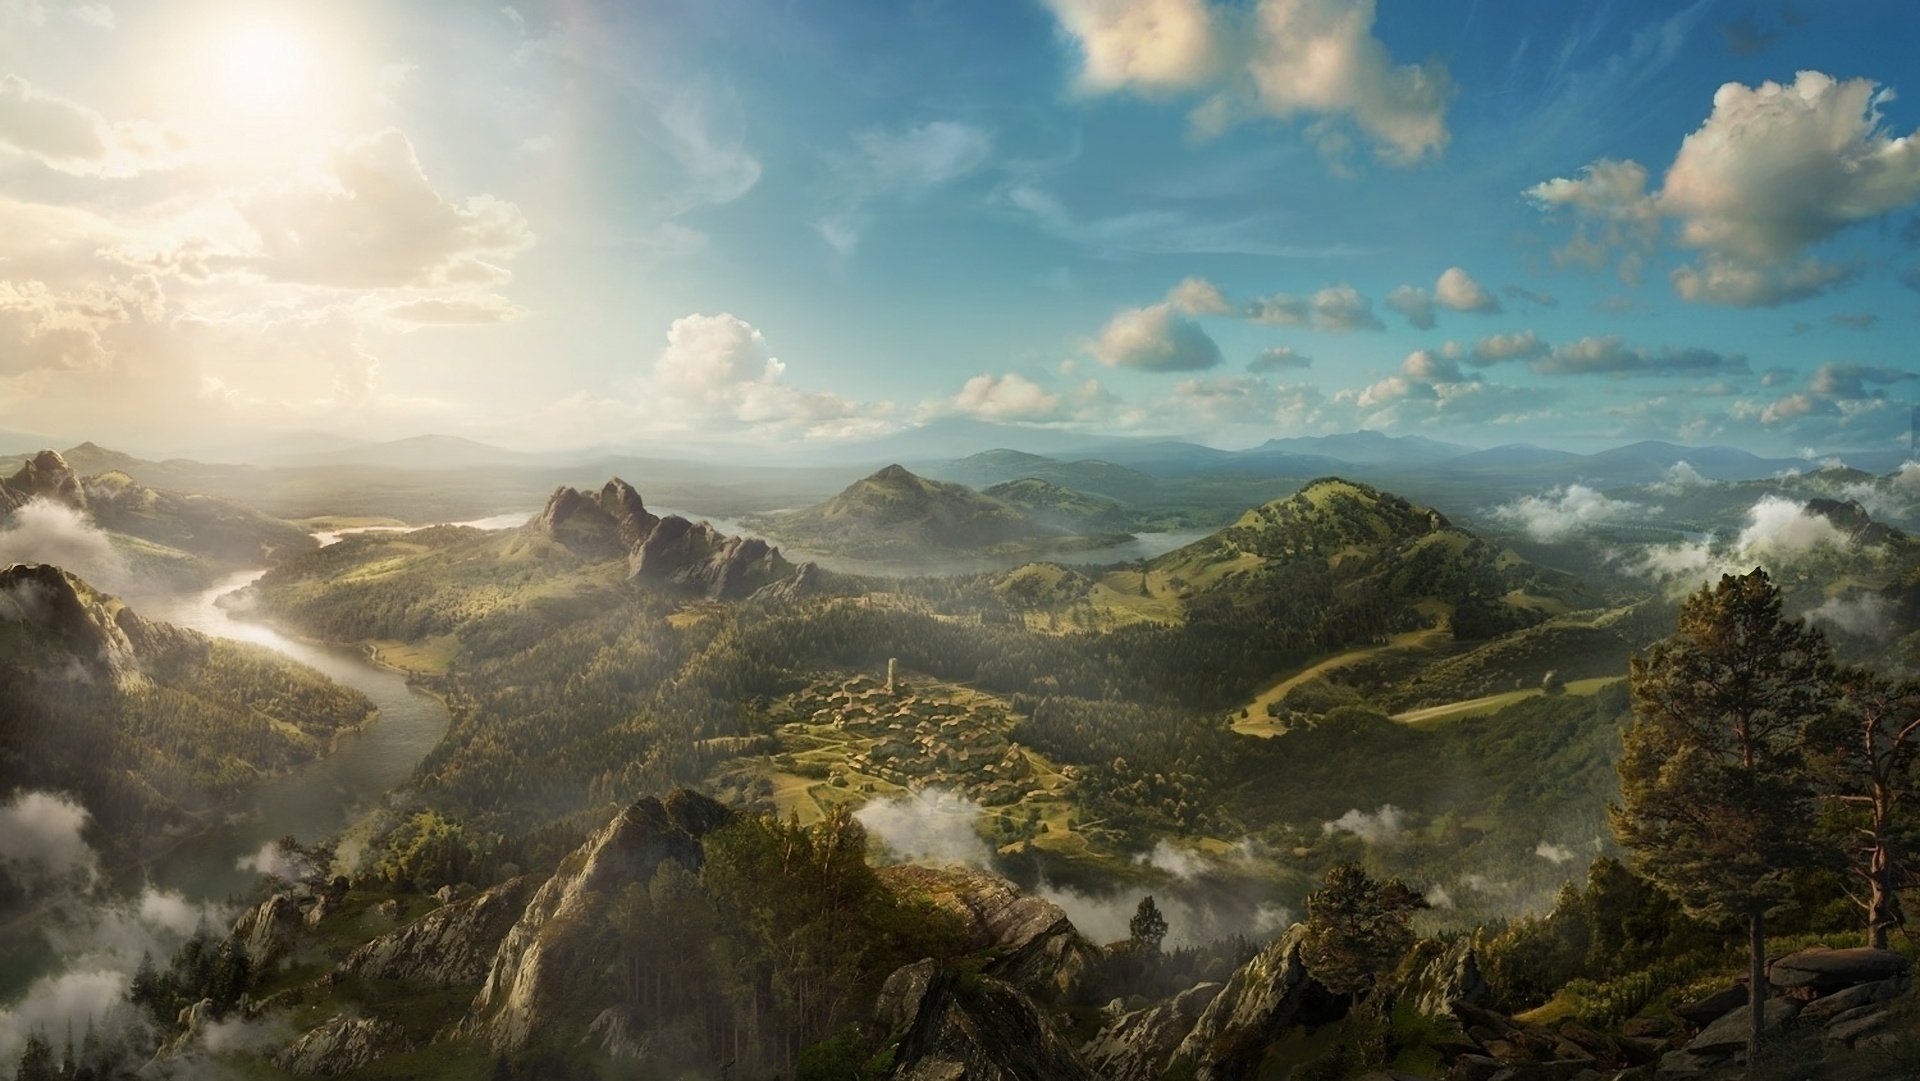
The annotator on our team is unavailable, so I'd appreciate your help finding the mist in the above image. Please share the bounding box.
[0,499,131,596]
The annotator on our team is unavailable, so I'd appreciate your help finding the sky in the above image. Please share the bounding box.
[0,0,1917,458]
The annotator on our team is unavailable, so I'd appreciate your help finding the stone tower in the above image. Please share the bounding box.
[886,657,898,694]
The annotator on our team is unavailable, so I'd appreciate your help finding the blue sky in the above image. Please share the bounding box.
[0,0,1916,457]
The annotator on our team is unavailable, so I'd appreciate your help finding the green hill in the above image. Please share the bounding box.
[756,464,1083,556]
[981,477,1129,531]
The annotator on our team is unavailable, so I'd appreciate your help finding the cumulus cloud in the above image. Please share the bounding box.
[1626,495,1864,587]
[949,373,1064,422]
[234,129,534,289]
[0,499,131,595]
[1744,362,1915,435]
[1171,373,1321,427]
[1735,495,1850,559]
[854,788,995,869]
[1384,284,1434,329]
[1433,266,1500,313]
[1468,330,1549,365]
[0,74,181,176]
[1247,346,1311,373]
[1166,275,1233,315]
[643,312,893,439]
[1310,283,1383,331]
[1040,0,1224,94]
[1043,0,1451,167]
[1491,485,1642,541]
[0,277,154,376]
[1646,460,1708,496]
[1321,804,1406,844]
[1531,72,1920,307]
[1089,301,1224,370]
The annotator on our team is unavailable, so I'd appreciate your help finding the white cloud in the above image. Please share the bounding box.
[0,74,180,176]
[1804,592,1896,640]
[1529,336,1746,378]
[1043,0,1451,167]
[1530,72,1920,307]
[1384,284,1433,329]
[642,312,893,440]
[1646,460,1708,496]
[1735,495,1850,559]
[234,129,534,288]
[0,790,96,889]
[0,500,131,595]
[1491,485,1641,541]
[1247,345,1311,372]
[1041,0,1223,93]
[1468,329,1549,365]
[1535,841,1575,865]
[1089,301,1223,370]
[1312,283,1381,331]
[1166,275,1233,315]
[854,788,994,869]
[1135,839,1207,879]
[949,373,1064,422]
[1321,803,1406,844]
[1433,266,1500,313]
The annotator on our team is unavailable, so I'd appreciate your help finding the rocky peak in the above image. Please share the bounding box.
[1806,497,1893,545]
[593,477,660,545]
[629,515,796,600]
[531,485,629,560]
[0,563,148,683]
[2,449,88,514]
[463,790,734,1052]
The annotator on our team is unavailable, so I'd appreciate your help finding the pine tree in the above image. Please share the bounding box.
[1612,568,1835,1068]
[1129,895,1168,955]
[15,1032,55,1081]
[1300,862,1427,997]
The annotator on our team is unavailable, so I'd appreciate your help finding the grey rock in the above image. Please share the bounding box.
[1803,976,1906,1023]
[230,893,301,970]
[1768,946,1909,992]
[1171,926,1345,1081]
[1685,997,1798,1053]
[338,874,542,986]
[885,969,1095,1081]
[876,865,1100,1001]
[1824,1007,1889,1045]
[876,959,944,1035]
[274,1016,410,1076]
[1082,981,1222,1081]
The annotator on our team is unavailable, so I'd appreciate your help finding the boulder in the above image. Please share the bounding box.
[1685,997,1799,1053]
[1800,976,1907,1023]
[274,1016,410,1076]
[1824,1007,1889,1046]
[1768,947,1910,992]
[876,958,944,1035]
[1673,984,1747,1028]
[338,874,542,986]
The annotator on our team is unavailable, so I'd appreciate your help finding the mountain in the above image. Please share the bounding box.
[1577,440,1804,483]
[816,416,1152,464]
[0,564,372,860]
[927,450,1162,501]
[1154,477,1593,623]
[755,464,1078,555]
[0,449,88,514]
[1442,442,1585,471]
[1252,429,1476,464]
[982,477,1130,531]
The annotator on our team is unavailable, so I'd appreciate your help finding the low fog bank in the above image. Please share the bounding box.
[0,791,231,1072]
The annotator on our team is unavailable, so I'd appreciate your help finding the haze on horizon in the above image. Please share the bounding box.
[2,0,1918,461]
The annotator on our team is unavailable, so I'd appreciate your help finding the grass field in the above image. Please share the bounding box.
[1391,676,1622,727]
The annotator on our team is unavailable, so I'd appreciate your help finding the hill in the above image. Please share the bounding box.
[0,564,373,863]
[754,464,1092,556]
[927,449,1161,501]
[981,477,1130,531]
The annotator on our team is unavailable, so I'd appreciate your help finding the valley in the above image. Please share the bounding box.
[2,435,1918,1080]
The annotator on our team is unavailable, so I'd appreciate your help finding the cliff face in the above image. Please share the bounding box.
[528,476,821,601]
[0,449,88,514]
[338,874,544,986]
[461,791,732,1052]
[881,963,1098,1081]
[876,864,1100,1000]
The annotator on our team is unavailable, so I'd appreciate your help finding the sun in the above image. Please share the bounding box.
[211,21,320,111]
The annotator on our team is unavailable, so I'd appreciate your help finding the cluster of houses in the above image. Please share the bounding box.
[779,670,1039,806]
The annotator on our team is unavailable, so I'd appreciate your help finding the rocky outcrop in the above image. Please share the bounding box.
[1401,938,1489,1019]
[0,563,148,682]
[747,560,827,604]
[629,516,796,600]
[274,1016,411,1076]
[532,485,630,559]
[1083,981,1223,1081]
[461,792,733,1052]
[1769,946,1910,992]
[595,479,660,546]
[231,892,303,970]
[1170,927,1346,1081]
[877,865,1100,1000]
[337,874,543,986]
[1,449,87,514]
[883,964,1097,1081]
[1686,997,1800,1054]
